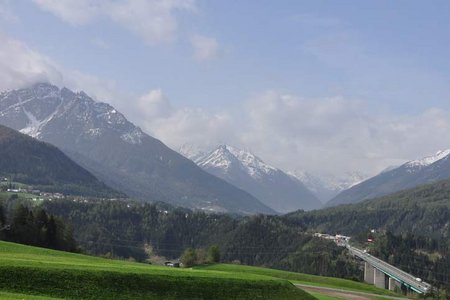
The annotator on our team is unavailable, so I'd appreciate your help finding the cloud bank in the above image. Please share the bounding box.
[134,89,450,177]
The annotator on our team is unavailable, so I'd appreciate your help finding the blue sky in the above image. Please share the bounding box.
[1,0,450,177]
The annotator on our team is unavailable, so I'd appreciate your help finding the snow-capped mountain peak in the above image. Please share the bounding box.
[198,145,236,170]
[186,144,321,212]
[0,82,143,145]
[198,145,277,179]
[406,149,450,168]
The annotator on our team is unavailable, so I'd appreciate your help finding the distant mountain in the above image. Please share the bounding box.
[182,145,322,213]
[327,149,450,207]
[0,83,274,215]
[0,125,120,197]
[289,171,368,203]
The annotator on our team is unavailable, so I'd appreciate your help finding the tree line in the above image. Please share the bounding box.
[0,202,78,252]
[41,198,360,280]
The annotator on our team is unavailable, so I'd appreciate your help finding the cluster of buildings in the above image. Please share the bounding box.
[2,180,65,201]
[313,233,351,247]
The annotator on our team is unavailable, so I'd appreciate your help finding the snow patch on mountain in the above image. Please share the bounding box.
[406,149,450,168]
[20,101,62,138]
[120,128,143,144]
[20,108,42,137]
[226,145,277,177]
[87,128,102,137]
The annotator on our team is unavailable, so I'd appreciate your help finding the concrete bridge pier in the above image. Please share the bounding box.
[389,278,401,292]
[374,268,386,289]
[364,262,374,284]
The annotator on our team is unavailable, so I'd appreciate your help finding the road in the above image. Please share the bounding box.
[295,284,407,300]
[347,245,431,294]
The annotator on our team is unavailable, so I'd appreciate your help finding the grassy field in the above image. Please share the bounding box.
[0,241,315,299]
[195,264,402,297]
[0,291,60,300]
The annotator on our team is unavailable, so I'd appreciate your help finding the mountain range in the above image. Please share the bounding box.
[181,145,322,213]
[3,83,449,215]
[0,83,274,215]
[327,149,450,206]
[0,125,120,197]
[288,170,367,202]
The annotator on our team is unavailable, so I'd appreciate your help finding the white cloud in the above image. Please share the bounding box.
[190,34,219,61]
[138,89,173,119]
[132,89,450,178]
[0,33,63,91]
[0,33,126,108]
[108,0,196,44]
[134,90,234,149]
[32,0,102,26]
[33,0,196,44]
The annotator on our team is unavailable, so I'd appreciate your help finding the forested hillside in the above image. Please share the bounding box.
[286,179,450,238]
[367,232,450,291]
[0,125,121,198]
[39,198,359,279]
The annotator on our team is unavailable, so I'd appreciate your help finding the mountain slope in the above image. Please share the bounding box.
[286,178,450,238]
[327,150,450,206]
[0,125,119,197]
[0,83,274,214]
[184,145,322,213]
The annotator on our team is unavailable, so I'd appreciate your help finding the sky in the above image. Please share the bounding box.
[1,0,450,179]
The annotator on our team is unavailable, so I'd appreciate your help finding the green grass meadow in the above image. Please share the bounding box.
[194,264,402,297]
[0,241,315,299]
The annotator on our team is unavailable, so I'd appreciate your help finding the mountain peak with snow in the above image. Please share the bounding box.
[406,149,450,168]
[0,82,144,145]
[328,147,450,207]
[197,145,277,179]
[187,144,322,213]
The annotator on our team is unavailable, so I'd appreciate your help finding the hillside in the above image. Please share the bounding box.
[287,178,450,238]
[35,198,361,283]
[0,83,273,215]
[328,149,450,206]
[0,125,120,198]
[186,145,321,213]
[0,241,314,300]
